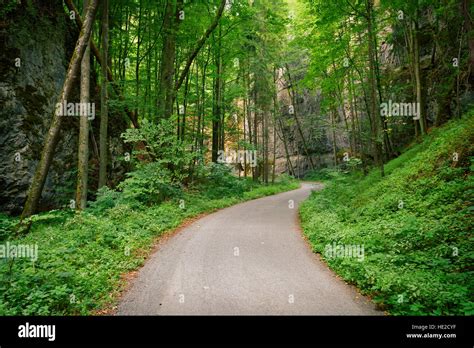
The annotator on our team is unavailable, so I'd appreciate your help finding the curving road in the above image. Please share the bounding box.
[117,183,381,315]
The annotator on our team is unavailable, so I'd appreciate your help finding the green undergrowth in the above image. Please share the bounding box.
[0,171,298,315]
[300,113,473,315]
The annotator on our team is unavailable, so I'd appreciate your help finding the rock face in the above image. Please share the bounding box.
[272,67,335,178]
[0,1,127,215]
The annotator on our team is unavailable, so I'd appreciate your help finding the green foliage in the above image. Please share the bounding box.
[197,163,251,199]
[117,117,199,206]
[343,157,363,171]
[300,114,474,315]
[88,187,123,214]
[0,214,16,242]
[0,0,20,18]
[303,168,342,181]
[118,162,181,207]
[121,118,194,182]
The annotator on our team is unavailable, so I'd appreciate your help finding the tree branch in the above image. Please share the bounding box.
[64,0,140,128]
[174,0,226,92]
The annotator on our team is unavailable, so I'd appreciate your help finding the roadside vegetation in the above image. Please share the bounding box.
[0,168,297,315]
[300,113,473,315]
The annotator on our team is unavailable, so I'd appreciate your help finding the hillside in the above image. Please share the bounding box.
[300,112,474,315]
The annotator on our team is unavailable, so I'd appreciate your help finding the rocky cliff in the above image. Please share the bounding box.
[0,1,127,214]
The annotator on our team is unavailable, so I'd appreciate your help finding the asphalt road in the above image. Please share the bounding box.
[117,183,381,315]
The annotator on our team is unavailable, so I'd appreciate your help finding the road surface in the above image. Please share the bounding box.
[117,183,381,315]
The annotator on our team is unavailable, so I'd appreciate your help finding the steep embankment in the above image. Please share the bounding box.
[300,113,473,315]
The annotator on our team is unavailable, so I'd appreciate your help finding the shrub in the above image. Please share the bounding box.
[118,162,182,206]
[198,163,248,199]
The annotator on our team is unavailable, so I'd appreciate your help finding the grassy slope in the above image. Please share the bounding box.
[0,179,299,315]
[300,114,473,315]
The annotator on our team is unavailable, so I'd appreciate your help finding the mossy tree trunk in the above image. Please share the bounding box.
[21,0,99,219]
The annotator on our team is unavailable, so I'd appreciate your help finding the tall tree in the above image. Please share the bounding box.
[98,0,109,188]
[366,0,384,176]
[21,0,99,219]
[75,0,91,210]
[412,2,427,135]
[212,23,223,163]
[157,0,183,119]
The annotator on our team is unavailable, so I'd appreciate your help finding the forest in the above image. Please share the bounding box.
[0,0,472,317]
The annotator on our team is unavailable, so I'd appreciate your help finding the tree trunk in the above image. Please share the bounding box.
[271,68,277,183]
[21,0,99,219]
[347,69,358,154]
[277,118,294,176]
[75,0,91,211]
[195,45,210,163]
[243,62,248,177]
[180,71,190,140]
[212,25,223,162]
[366,0,384,177]
[135,0,143,117]
[220,80,226,152]
[372,22,394,158]
[462,0,474,76]
[331,106,338,167]
[157,0,183,119]
[413,15,427,135]
[253,86,259,181]
[263,109,269,184]
[98,0,109,189]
